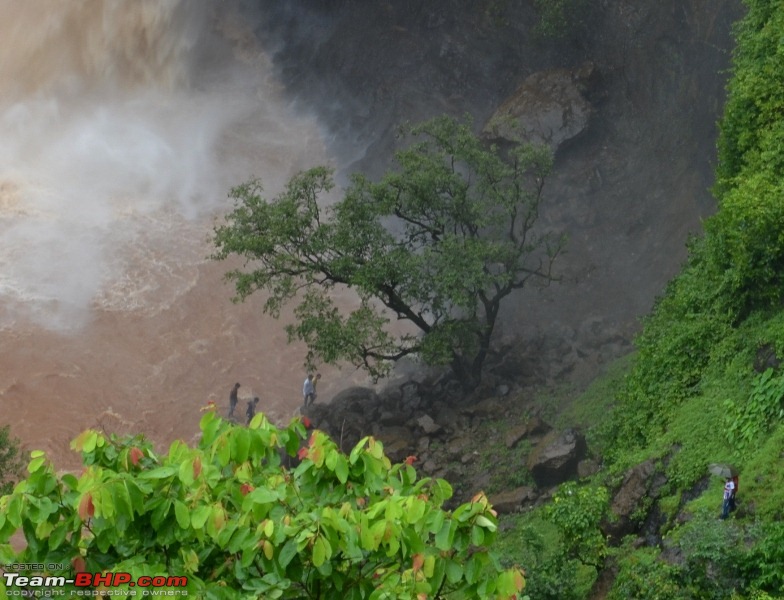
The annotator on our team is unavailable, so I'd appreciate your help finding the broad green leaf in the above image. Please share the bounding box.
[191,505,211,529]
[435,519,454,551]
[246,486,279,506]
[175,501,191,529]
[406,497,426,524]
[312,535,331,567]
[48,523,68,551]
[471,524,485,546]
[232,428,251,463]
[27,456,46,473]
[278,538,298,569]
[138,466,177,479]
[335,455,349,484]
[178,457,195,486]
[182,548,200,573]
[474,514,497,531]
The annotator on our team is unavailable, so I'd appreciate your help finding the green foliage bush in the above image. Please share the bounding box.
[717,0,784,186]
[672,509,745,598]
[736,521,784,596]
[725,368,784,453]
[495,517,586,600]
[0,412,525,599]
[608,547,684,600]
[0,424,23,497]
[608,515,784,599]
[545,482,609,570]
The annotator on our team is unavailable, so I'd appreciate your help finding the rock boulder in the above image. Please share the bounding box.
[526,429,588,488]
[483,62,598,153]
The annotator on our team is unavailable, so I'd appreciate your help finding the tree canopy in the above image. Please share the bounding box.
[213,116,561,390]
[0,410,526,599]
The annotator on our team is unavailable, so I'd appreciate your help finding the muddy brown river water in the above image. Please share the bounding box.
[0,1,367,470]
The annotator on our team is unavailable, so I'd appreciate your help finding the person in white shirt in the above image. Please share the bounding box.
[721,477,735,519]
[303,373,321,407]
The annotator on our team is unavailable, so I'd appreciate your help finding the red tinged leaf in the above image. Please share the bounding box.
[405,455,417,465]
[71,556,86,573]
[412,553,425,573]
[297,446,308,460]
[78,493,94,520]
[302,416,312,428]
[129,447,143,467]
[240,483,254,496]
[193,456,202,480]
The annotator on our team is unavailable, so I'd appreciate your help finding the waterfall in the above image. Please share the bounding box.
[0,0,326,329]
[0,0,351,466]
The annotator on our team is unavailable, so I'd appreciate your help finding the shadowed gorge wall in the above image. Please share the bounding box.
[253,0,743,383]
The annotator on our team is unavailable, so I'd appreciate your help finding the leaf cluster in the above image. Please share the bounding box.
[0,411,525,599]
[724,368,784,454]
[545,482,609,570]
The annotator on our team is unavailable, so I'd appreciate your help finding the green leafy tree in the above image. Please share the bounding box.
[0,409,526,599]
[546,482,609,570]
[212,116,560,391]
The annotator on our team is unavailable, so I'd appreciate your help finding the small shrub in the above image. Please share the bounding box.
[608,547,685,600]
[546,482,609,569]
[0,425,24,496]
[736,521,784,595]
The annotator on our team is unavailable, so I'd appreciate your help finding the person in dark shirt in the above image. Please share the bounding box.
[228,382,240,419]
[246,397,259,425]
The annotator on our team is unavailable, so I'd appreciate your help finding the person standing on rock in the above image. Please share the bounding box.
[303,373,321,407]
[721,477,735,519]
[228,382,240,420]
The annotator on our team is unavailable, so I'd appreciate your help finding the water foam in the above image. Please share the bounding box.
[0,0,326,330]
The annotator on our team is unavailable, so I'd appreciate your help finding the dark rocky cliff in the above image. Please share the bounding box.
[252,0,744,385]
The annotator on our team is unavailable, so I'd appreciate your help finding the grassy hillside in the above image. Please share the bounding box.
[489,0,784,597]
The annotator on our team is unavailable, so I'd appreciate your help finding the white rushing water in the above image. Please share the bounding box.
[0,0,327,329]
[0,1,373,468]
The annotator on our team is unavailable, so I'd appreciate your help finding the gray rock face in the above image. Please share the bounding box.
[527,428,588,487]
[330,386,379,407]
[603,459,657,541]
[483,62,597,152]
[488,486,536,514]
[417,414,442,434]
[505,415,552,449]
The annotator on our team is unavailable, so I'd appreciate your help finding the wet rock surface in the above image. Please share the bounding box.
[483,62,598,152]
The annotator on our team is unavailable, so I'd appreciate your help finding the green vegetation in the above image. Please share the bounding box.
[417,2,784,595]
[532,0,591,40]
[602,0,784,482]
[213,116,561,391]
[0,411,525,599]
[0,424,23,497]
[486,0,784,596]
